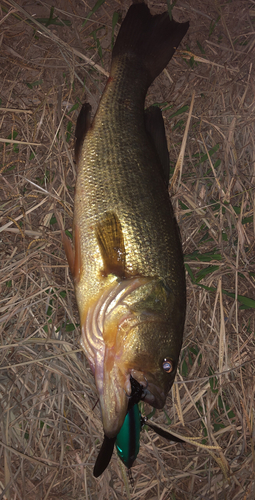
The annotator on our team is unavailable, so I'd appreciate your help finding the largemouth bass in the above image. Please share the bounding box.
[63,1,188,440]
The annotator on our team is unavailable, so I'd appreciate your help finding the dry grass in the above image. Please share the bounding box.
[0,0,255,498]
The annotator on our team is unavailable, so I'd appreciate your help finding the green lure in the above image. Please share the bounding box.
[115,403,141,469]
[93,377,143,477]
[93,377,184,477]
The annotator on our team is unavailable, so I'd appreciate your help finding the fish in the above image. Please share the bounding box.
[63,1,189,443]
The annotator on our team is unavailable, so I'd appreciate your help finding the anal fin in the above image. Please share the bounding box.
[75,103,92,163]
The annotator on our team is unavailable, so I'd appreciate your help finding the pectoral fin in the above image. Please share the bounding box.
[95,212,126,279]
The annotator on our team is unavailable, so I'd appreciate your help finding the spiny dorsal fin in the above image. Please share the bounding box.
[95,212,126,279]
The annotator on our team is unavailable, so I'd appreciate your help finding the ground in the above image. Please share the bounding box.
[0,0,255,499]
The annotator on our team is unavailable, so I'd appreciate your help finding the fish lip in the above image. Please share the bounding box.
[130,368,166,408]
[130,369,148,390]
[142,383,166,408]
[98,362,130,438]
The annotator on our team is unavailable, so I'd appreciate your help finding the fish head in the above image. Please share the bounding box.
[81,277,185,438]
[120,276,185,409]
[123,318,182,409]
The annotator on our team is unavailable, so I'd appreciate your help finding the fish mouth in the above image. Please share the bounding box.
[98,365,166,438]
[130,369,166,408]
[98,365,165,438]
[80,276,171,437]
[97,347,131,438]
[80,277,151,438]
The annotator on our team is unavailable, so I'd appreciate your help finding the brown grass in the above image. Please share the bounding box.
[0,0,255,499]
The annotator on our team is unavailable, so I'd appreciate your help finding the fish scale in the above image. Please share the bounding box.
[76,94,179,280]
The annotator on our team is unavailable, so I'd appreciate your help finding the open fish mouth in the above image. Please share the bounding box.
[80,276,153,437]
[130,369,167,408]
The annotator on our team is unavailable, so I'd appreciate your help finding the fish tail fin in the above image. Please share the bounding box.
[112,2,189,86]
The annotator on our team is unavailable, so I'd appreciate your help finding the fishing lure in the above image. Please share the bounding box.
[93,376,143,477]
[93,377,184,477]
[115,403,141,469]
[115,405,184,469]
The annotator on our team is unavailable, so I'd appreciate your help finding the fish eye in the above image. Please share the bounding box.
[162,358,174,373]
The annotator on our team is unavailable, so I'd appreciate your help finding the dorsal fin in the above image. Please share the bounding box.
[75,103,92,163]
[95,212,126,279]
[145,106,170,186]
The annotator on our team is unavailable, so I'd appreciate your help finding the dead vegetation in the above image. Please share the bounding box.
[0,0,255,499]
